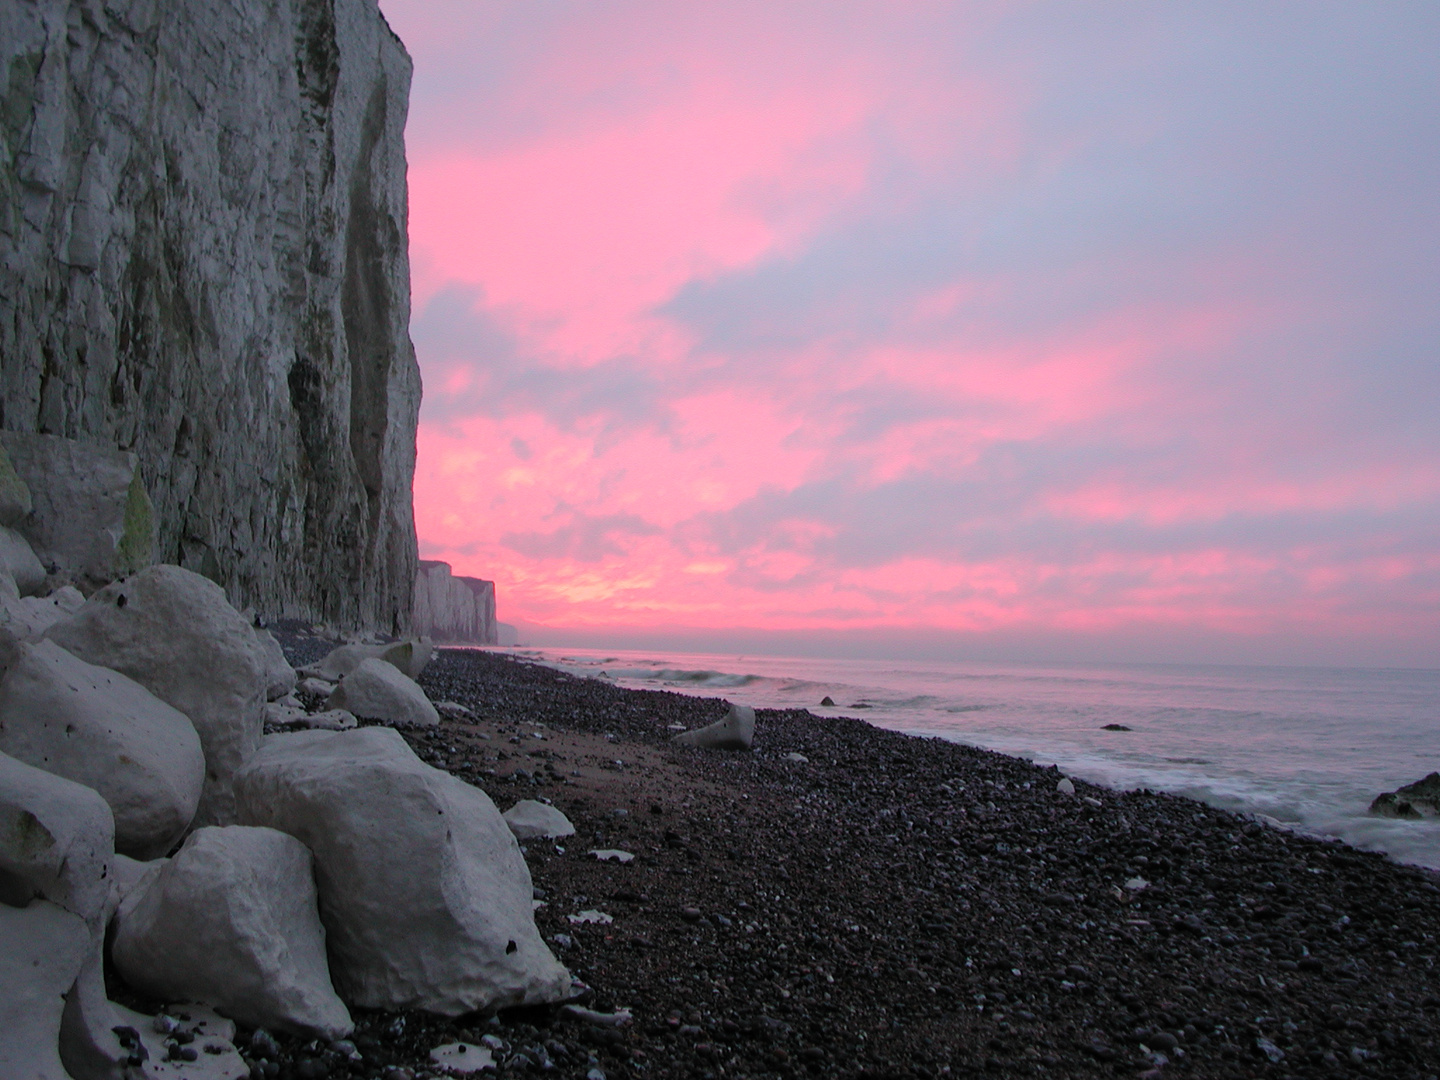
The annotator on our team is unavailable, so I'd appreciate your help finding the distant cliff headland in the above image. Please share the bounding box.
[1,0,420,634]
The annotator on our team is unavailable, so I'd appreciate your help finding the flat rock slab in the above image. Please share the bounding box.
[0,900,91,1080]
[111,1003,247,1080]
[429,1042,495,1073]
[305,639,432,683]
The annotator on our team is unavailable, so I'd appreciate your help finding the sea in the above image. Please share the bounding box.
[498,647,1440,871]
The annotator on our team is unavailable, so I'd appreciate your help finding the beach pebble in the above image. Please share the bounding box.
[589,849,634,863]
[680,906,703,923]
[1255,1036,1285,1062]
[785,752,810,763]
[436,701,475,721]
[568,910,614,925]
[560,1004,633,1026]
[1056,777,1076,796]
[429,1043,494,1073]
[504,799,576,840]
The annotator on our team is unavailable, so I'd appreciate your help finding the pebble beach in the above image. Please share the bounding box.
[236,640,1440,1080]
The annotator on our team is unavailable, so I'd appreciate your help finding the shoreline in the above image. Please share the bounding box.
[509,645,1440,877]
[253,641,1440,1079]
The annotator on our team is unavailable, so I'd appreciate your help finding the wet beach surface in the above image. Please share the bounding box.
[219,642,1440,1079]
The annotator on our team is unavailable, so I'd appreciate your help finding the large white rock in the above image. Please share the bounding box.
[504,800,576,841]
[254,629,297,702]
[59,909,129,1080]
[112,826,352,1040]
[671,703,756,751]
[0,584,85,642]
[0,750,114,921]
[47,564,268,826]
[234,727,572,1014]
[0,639,204,859]
[0,900,91,1080]
[305,638,432,682]
[0,524,46,595]
[328,657,439,727]
[0,751,124,1080]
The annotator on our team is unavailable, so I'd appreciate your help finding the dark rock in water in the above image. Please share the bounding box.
[1370,772,1440,818]
[819,696,835,707]
[1102,723,1132,731]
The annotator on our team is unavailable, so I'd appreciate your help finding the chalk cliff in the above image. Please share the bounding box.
[413,560,496,645]
[0,0,419,633]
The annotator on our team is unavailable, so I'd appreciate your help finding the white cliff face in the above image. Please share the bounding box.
[0,0,419,634]
[413,561,497,644]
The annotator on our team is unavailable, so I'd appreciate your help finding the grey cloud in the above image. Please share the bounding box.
[501,510,661,562]
[413,285,673,441]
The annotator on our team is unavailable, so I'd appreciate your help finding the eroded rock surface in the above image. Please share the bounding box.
[112,826,352,1040]
[0,638,204,858]
[414,560,496,644]
[234,727,571,1015]
[671,703,756,751]
[328,656,438,727]
[47,565,268,826]
[0,0,419,634]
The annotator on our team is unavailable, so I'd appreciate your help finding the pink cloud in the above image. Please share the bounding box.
[387,1,1440,662]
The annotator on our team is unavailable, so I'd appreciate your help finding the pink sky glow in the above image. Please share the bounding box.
[382,1,1440,666]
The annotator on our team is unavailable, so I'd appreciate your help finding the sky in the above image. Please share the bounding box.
[377,0,1440,667]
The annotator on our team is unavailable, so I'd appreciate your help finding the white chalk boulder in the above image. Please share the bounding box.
[234,727,572,1014]
[254,629,297,702]
[328,657,439,727]
[504,800,576,841]
[0,750,114,921]
[0,900,92,1080]
[0,525,46,596]
[304,638,433,683]
[47,564,268,826]
[0,639,204,859]
[671,703,756,751]
[262,702,357,731]
[112,825,352,1040]
[0,751,123,1080]
[0,584,85,642]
